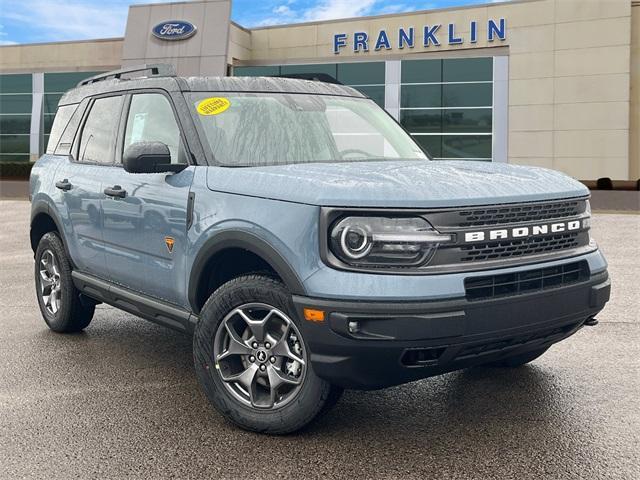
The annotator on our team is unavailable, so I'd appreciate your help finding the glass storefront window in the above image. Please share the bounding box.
[0,95,32,114]
[442,58,492,82]
[400,57,494,160]
[401,59,441,83]
[0,74,32,94]
[280,63,337,77]
[233,62,386,108]
[400,84,441,108]
[44,93,64,115]
[1,74,33,161]
[233,66,280,77]
[442,135,492,159]
[337,62,385,85]
[44,72,102,93]
[443,109,492,133]
[400,110,442,133]
[443,83,492,108]
[0,135,30,154]
[0,115,31,135]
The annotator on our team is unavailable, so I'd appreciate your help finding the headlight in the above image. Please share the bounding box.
[585,199,596,247]
[329,216,453,267]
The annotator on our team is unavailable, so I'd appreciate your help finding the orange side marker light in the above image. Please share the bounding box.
[303,308,325,322]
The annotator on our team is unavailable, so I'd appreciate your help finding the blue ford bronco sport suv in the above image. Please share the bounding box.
[30,65,610,434]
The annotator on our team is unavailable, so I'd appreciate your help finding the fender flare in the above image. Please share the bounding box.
[188,230,307,314]
[30,200,74,266]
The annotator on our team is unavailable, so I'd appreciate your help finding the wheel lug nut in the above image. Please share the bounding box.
[265,342,271,349]
[270,356,276,363]
[259,364,266,371]
[252,342,258,349]
[249,355,256,362]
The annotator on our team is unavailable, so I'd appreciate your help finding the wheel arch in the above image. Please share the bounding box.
[188,231,307,315]
[30,201,72,264]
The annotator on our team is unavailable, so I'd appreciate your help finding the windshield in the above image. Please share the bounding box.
[189,92,428,167]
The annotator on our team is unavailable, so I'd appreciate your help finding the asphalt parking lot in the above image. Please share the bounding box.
[0,199,638,480]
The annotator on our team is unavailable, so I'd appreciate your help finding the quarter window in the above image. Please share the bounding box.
[77,96,123,164]
[46,104,76,154]
[123,93,185,164]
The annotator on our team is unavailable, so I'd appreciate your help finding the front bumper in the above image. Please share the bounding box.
[293,270,610,390]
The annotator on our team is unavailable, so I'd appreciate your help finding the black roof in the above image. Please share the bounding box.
[60,73,365,106]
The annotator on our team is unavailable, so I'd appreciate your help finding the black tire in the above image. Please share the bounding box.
[485,347,549,368]
[34,232,95,333]
[193,274,342,434]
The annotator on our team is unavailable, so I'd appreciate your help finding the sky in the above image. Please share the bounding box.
[0,0,506,46]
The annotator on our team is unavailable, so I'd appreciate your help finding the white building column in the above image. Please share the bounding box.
[30,72,44,162]
[492,56,509,163]
[384,60,401,121]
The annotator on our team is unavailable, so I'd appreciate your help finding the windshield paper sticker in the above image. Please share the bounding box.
[197,97,230,115]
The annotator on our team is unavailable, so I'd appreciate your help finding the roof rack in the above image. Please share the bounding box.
[275,73,342,85]
[77,64,176,87]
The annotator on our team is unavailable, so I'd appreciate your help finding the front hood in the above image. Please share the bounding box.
[206,160,588,208]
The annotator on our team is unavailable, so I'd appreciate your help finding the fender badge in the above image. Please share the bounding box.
[165,237,175,253]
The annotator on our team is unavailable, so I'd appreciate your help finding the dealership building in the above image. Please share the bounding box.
[0,0,638,181]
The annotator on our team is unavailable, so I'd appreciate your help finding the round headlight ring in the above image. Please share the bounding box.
[340,225,372,259]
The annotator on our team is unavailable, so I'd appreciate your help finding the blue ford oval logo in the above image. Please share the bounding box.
[152,21,197,41]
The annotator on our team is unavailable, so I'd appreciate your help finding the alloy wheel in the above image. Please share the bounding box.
[213,303,307,410]
[39,249,62,315]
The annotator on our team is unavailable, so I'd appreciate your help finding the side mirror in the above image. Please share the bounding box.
[122,142,187,174]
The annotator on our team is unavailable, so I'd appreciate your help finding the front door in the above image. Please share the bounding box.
[101,92,194,306]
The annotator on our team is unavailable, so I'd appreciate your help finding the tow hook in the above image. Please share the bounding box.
[584,317,599,327]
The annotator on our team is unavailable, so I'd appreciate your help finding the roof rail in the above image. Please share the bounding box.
[77,64,176,87]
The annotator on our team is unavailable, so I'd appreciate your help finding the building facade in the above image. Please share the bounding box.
[0,0,638,181]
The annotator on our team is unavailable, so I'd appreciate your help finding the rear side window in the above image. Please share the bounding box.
[76,95,123,164]
[46,105,76,154]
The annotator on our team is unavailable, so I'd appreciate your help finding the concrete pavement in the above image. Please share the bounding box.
[0,200,638,479]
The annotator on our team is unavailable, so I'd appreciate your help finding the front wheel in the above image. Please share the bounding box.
[193,274,342,434]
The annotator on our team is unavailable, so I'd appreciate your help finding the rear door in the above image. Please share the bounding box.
[53,95,124,278]
[101,91,194,306]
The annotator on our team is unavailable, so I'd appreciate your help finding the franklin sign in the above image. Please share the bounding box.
[333,18,506,54]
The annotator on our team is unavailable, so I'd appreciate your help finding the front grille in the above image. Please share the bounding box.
[456,201,582,228]
[460,232,581,262]
[454,322,579,360]
[464,260,589,301]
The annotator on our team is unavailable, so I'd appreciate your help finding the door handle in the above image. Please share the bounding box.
[55,179,72,191]
[104,185,127,198]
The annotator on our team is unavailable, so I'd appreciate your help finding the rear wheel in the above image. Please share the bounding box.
[194,274,342,434]
[34,232,94,333]
[485,347,549,368]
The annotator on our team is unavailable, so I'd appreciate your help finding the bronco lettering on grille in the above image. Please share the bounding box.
[464,220,583,243]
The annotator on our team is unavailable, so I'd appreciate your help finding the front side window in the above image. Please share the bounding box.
[190,93,428,167]
[77,96,123,164]
[123,93,185,164]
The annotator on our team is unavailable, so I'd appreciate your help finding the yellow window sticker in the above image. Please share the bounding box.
[197,97,231,116]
